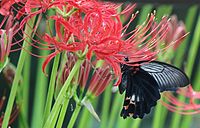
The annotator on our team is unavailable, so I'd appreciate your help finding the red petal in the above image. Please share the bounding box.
[42,51,59,75]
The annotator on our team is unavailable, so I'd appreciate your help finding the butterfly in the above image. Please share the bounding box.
[119,61,190,119]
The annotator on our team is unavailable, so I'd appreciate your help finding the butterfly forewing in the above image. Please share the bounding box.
[140,61,189,92]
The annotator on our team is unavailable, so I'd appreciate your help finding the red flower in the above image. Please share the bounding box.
[161,85,200,115]
[0,15,19,63]
[0,0,16,15]
[79,59,112,96]
[42,1,170,86]
[0,0,26,16]
[151,15,187,50]
[165,15,187,49]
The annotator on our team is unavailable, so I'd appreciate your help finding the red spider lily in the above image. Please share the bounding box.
[165,15,187,49]
[68,13,170,85]
[0,15,19,63]
[42,1,170,86]
[151,15,187,50]
[161,85,200,115]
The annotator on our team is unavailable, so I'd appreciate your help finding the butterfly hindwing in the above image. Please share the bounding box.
[120,66,160,119]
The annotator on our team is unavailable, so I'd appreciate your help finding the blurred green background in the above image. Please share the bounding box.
[1,2,200,128]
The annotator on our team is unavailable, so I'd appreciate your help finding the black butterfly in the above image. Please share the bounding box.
[119,61,189,119]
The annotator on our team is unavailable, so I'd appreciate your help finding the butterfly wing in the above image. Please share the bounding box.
[120,68,160,119]
[119,61,189,119]
[140,61,189,92]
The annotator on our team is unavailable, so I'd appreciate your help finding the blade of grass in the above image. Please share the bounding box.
[117,117,129,128]
[193,60,200,91]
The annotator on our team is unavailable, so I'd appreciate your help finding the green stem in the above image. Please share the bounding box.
[43,54,60,123]
[158,100,168,128]
[153,96,165,128]
[108,93,123,128]
[56,60,80,128]
[22,48,31,121]
[2,16,36,128]
[18,46,32,128]
[131,119,141,128]
[43,59,83,128]
[51,105,62,128]
[56,97,70,128]
[100,85,112,128]
[78,108,90,128]
[68,104,82,128]
[31,49,50,128]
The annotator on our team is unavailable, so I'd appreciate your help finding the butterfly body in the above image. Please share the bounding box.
[119,61,189,119]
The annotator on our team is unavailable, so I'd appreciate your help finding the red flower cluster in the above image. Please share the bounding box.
[162,85,200,115]
[40,1,171,87]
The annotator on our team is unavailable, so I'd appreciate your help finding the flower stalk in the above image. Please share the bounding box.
[68,101,82,128]
[43,53,61,123]
[2,14,36,128]
[43,58,84,128]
